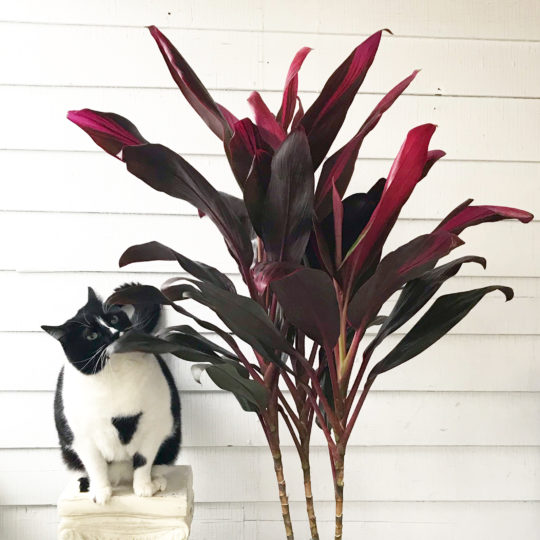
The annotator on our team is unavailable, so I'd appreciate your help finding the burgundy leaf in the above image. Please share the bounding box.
[315,70,419,218]
[247,91,286,148]
[276,46,312,130]
[261,129,315,262]
[368,286,514,380]
[291,96,305,130]
[301,31,383,170]
[119,240,236,292]
[332,184,344,265]
[243,149,273,236]
[421,149,445,180]
[67,109,146,159]
[251,261,302,294]
[348,231,463,329]
[436,201,533,234]
[342,123,437,295]
[271,268,340,348]
[148,25,232,140]
[121,143,254,273]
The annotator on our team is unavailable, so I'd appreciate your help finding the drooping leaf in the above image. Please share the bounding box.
[342,123,437,294]
[276,46,312,130]
[315,70,419,218]
[111,331,184,354]
[368,286,514,380]
[364,255,487,358]
[300,31,383,170]
[270,268,340,348]
[348,231,463,329]
[421,149,445,180]
[436,200,533,234]
[67,109,147,159]
[247,91,286,148]
[148,26,232,140]
[121,143,254,272]
[261,129,315,262]
[119,241,235,292]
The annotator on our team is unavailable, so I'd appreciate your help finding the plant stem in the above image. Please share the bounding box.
[302,456,319,540]
[273,447,295,540]
[334,448,345,540]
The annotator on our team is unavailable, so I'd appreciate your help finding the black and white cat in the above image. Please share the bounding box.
[42,285,181,504]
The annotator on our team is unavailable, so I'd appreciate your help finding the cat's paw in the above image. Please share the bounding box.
[133,477,165,497]
[91,485,112,505]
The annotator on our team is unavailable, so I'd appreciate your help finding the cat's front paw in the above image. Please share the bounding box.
[91,485,112,505]
[133,477,165,497]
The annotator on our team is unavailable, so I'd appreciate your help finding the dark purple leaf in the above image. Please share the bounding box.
[271,268,340,348]
[348,231,463,329]
[243,149,273,237]
[315,70,418,218]
[67,109,147,159]
[300,31,383,170]
[276,46,312,130]
[262,129,315,262]
[368,286,514,380]
[149,26,232,140]
[251,261,302,294]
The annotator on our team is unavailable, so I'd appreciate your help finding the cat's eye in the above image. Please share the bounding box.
[86,332,99,341]
[109,315,119,324]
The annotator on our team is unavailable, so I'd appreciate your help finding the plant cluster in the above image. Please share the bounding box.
[68,26,532,539]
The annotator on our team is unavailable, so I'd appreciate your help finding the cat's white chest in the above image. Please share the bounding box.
[62,353,173,461]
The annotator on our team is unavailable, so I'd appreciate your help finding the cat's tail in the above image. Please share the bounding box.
[115,282,161,334]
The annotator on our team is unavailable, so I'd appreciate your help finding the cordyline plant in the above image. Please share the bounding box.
[68,26,533,540]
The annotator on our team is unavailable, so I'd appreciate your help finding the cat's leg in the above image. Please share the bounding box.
[132,441,167,497]
[75,443,112,504]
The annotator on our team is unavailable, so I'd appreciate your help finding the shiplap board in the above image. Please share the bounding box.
[2,151,539,220]
[1,0,539,41]
[2,87,540,163]
[2,332,540,393]
[2,446,540,505]
[2,390,540,449]
[2,23,539,98]
[3,502,540,540]
[7,213,537,275]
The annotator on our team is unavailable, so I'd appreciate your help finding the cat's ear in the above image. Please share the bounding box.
[87,287,100,304]
[41,325,66,341]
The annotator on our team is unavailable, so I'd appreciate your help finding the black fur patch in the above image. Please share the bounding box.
[78,477,90,493]
[133,452,147,469]
[153,355,181,465]
[112,413,143,445]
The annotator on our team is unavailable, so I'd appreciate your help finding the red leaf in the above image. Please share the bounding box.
[421,149,446,180]
[436,201,533,234]
[276,46,312,130]
[315,70,419,218]
[148,26,232,141]
[341,123,437,295]
[67,109,146,159]
[301,31,383,170]
[291,96,305,130]
[247,91,286,149]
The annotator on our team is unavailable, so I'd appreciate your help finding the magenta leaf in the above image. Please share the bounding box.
[271,268,340,347]
[67,109,146,159]
[342,123,437,295]
[121,143,254,273]
[261,129,315,262]
[247,91,286,148]
[276,46,312,130]
[315,70,419,218]
[368,286,514,380]
[300,31,383,170]
[148,26,232,141]
[436,200,533,234]
[348,231,463,329]
[421,149,445,180]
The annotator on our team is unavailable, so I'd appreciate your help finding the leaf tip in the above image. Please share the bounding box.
[383,28,394,35]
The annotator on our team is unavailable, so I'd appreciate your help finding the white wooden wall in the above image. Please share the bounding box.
[1,1,539,538]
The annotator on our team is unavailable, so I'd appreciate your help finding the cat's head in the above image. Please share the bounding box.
[41,286,137,375]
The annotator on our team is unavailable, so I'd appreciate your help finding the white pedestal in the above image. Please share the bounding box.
[57,465,193,540]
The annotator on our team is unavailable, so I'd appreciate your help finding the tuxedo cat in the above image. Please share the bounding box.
[42,285,181,504]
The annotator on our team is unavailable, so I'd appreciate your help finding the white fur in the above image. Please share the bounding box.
[62,352,174,503]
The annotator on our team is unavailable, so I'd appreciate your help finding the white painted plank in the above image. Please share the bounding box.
[2,151,539,221]
[2,390,540,449]
[1,86,539,162]
[1,24,539,98]
[2,331,540,393]
[1,0,539,41]
[3,502,540,540]
[2,446,539,505]
[7,213,538,276]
